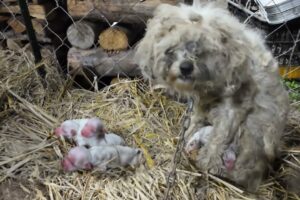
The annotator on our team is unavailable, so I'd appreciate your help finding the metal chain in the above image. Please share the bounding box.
[163,98,194,200]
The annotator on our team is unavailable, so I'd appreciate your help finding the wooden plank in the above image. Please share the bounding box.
[0,30,51,43]
[7,17,26,33]
[67,0,182,24]
[0,15,10,22]
[0,4,46,19]
[67,47,141,77]
[279,66,300,79]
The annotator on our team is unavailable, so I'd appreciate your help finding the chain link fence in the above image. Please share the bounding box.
[0,0,299,90]
[0,0,299,198]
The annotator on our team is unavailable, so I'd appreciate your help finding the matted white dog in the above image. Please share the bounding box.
[135,1,289,191]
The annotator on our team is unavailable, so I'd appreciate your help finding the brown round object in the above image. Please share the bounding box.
[98,26,129,51]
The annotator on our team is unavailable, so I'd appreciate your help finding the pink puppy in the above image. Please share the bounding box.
[81,117,107,138]
[62,146,93,172]
[55,119,88,138]
[62,145,144,172]
[55,118,107,146]
[185,126,237,171]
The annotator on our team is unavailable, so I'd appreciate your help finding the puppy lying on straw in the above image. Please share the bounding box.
[56,118,144,172]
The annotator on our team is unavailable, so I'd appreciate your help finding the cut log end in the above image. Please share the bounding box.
[67,21,96,49]
[8,18,26,33]
[99,26,130,51]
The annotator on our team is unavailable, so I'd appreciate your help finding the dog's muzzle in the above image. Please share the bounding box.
[180,61,194,77]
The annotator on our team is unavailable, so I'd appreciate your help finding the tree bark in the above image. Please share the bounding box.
[67,47,141,77]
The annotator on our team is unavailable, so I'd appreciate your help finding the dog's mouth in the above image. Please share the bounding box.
[166,74,194,91]
[168,74,193,83]
[179,74,193,81]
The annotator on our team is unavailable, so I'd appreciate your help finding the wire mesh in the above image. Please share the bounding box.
[0,0,299,198]
[0,0,299,88]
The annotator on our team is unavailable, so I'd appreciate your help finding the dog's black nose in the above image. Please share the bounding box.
[180,61,194,76]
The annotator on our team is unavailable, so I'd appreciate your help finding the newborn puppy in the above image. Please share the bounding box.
[185,126,237,172]
[62,146,93,172]
[82,132,126,147]
[80,118,107,138]
[55,118,107,146]
[55,119,85,139]
[185,126,213,154]
[62,146,144,172]
[221,128,268,192]
[89,145,144,171]
[222,145,236,172]
[99,133,125,146]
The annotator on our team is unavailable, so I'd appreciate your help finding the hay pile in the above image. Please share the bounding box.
[0,49,300,200]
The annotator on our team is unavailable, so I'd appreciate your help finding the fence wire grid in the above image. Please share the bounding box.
[0,0,299,199]
[0,0,299,90]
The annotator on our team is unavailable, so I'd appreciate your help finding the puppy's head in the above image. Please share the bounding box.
[135,3,253,95]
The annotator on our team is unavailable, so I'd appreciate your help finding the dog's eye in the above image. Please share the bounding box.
[165,48,174,56]
[186,41,196,52]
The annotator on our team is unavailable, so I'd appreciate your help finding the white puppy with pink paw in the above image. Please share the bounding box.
[62,145,144,172]
[184,125,237,172]
[184,126,213,154]
[55,118,125,147]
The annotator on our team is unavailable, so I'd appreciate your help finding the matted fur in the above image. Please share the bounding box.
[135,2,289,192]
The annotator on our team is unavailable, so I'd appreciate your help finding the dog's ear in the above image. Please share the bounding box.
[134,39,155,80]
[216,25,247,69]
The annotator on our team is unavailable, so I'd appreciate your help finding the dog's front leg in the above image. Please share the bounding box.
[196,99,248,174]
[184,105,207,141]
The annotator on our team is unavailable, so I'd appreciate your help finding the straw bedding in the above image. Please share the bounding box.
[0,49,299,200]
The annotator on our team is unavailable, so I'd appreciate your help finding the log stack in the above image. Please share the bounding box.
[0,0,50,49]
[0,0,182,78]
[67,21,141,77]
[67,0,183,24]
[66,0,183,78]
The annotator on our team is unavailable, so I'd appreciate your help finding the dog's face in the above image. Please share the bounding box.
[138,23,229,93]
[135,3,251,95]
[155,35,230,92]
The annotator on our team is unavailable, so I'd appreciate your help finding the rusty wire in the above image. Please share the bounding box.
[163,98,194,200]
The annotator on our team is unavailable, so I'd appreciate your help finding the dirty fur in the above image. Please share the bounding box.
[135,2,289,192]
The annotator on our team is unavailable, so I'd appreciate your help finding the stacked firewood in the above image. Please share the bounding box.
[66,0,182,77]
[0,0,182,77]
[0,0,51,50]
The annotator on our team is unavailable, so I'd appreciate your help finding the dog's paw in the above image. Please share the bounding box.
[196,146,224,174]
